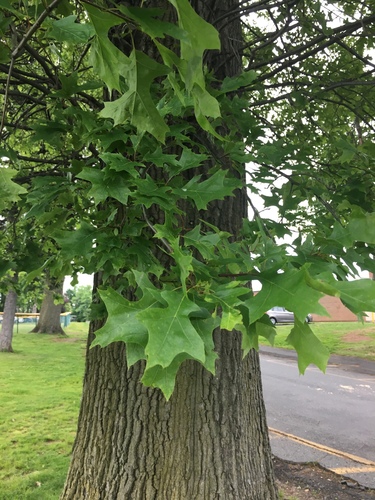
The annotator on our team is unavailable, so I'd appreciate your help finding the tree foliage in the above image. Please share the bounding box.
[66,285,92,322]
[1,0,375,396]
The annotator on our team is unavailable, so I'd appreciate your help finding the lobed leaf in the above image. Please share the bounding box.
[99,50,170,142]
[0,169,27,209]
[53,222,98,259]
[176,170,242,210]
[142,353,189,400]
[85,3,129,92]
[77,167,131,205]
[92,287,151,348]
[286,320,330,374]
[48,15,95,44]
[247,267,328,323]
[139,290,206,369]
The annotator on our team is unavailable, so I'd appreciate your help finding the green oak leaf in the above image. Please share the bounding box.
[334,279,375,314]
[53,222,97,259]
[85,3,129,92]
[31,121,67,148]
[143,147,178,169]
[142,353,189,400]
[92,284,167,349]
[0,169,27,209]
[100,153,143,177]
[138,290,205,369]
[0,260,13,279]
[168,0,219,91]
[0,41,10,63]
[99,50,170,142]
[176,169,242,210]
[328,221,354,248]
[348,213,375,244]
[239,322,258,354]
[286,320,330,374]
[183,225,221,260]
[24,256,54,284]
[169,238,193,292]
[191,315,219,374]
[52,72,102,98]
[221,71,257,93]
[192,83,221,119]
[240,314,276,356]
[205,282,251,331]
[126,343,146,367]
[173,148,208,175]
[247,267,328,323]
[132,270,168,305]
[48,15,95,44]
[133,175,175,210]
[192,84,222,138]
[118,5,185,41]
[92,288,150,348]
[142,315,218,398]
[0,0,22,16]
[77,167,131,205]
[304,273,341,297]
[334,137,357,164]
[161,0,221,128]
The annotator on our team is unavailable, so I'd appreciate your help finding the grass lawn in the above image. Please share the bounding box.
[0,321,374,498]
[261,321,375,361]
[0,323,88,500]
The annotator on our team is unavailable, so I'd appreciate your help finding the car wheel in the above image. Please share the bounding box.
[270,317,277,325]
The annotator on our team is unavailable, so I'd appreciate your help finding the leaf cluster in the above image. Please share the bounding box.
[1,0,375,396]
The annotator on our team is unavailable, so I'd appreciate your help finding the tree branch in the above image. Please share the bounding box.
[1,0,63,136]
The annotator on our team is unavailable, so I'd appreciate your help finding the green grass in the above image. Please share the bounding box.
[0,323,88,500]
[261,321,375,360]
[0,321,374,499]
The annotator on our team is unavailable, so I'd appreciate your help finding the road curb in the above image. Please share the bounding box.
[259,345,375,376]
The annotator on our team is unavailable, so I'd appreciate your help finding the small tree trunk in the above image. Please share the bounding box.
[0,289,17,352]
[31,279,65,335]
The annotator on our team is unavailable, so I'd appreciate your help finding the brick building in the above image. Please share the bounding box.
[311,296,360,322]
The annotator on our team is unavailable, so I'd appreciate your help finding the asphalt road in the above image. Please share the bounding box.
[260,349,375,488]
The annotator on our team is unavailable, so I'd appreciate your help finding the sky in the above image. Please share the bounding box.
[63,273,93,292]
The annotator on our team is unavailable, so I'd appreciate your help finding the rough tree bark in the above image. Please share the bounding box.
[62,1,278,498]
[31,276,65,335]
[0,288,17,352]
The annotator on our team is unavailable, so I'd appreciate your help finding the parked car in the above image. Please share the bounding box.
[266,307,312,325]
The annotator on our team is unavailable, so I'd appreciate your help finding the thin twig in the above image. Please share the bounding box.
[141,205,173,253]
[246,194,275,241]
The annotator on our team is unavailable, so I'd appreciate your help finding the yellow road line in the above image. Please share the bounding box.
[331,466,375,474]
[269,427,375,467]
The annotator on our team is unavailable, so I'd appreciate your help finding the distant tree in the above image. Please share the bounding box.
[67,285,92,322]
[0,274,18,352]
[15,272,44,313]
[31,272,65,335]
[0,272,45,350]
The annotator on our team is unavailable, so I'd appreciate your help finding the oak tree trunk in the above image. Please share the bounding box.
[62,324,277,499]
[31,278,65,335]
[0,289,17,352]
[62,0,278,498]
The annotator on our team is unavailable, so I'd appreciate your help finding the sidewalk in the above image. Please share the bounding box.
[259,345,375,376]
